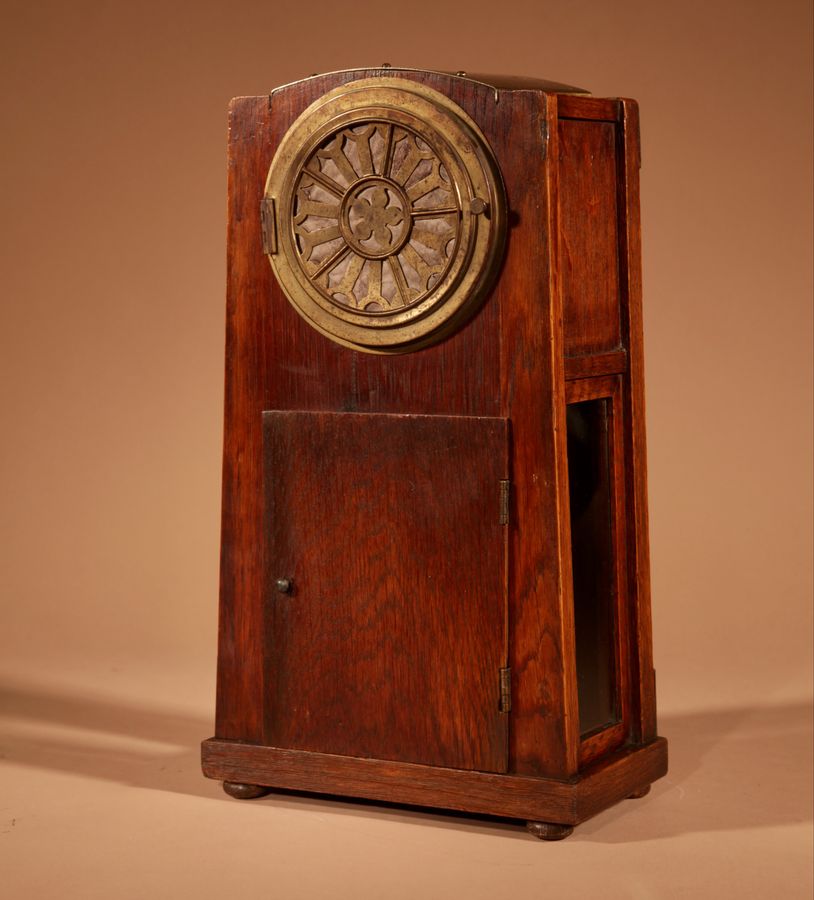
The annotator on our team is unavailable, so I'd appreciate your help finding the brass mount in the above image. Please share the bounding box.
[263,77,507,353]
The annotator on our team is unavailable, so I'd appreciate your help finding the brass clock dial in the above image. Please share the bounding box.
[263,78,506,353]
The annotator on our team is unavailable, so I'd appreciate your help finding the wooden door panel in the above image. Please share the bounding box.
[262,411,509,772]
[559,117,622,357]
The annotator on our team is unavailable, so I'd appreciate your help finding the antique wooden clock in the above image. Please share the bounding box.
[201,66,667,840]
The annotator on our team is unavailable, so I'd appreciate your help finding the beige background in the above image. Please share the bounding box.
[1,0,811,897]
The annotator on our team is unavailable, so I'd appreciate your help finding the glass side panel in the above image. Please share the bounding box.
[566,398,620,736]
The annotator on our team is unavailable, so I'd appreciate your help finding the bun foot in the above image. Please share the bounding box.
[628,784,651,799]
[222,781,272,800]
[526,821,574,841]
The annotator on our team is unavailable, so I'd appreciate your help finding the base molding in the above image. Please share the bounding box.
[201,736,667,826]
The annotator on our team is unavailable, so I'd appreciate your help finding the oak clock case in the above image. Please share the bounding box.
[202,68,668,841]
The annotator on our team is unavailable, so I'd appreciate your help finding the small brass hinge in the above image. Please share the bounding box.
[260,196,277,254]
[541,118,549,161]
[499,479,510,525]
[499,667,512,714]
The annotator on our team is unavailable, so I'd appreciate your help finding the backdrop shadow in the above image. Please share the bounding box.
[1,678,810,842]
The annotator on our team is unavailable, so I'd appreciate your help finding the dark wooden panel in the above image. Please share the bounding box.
[559,118,622,357]
[263,411,509,772]
[214,96,274,742]
[201,736,668,826]
[617,99,658,743]
[496,91,575,779]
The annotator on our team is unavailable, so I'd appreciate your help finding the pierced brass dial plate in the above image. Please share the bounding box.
[263,78,507,353]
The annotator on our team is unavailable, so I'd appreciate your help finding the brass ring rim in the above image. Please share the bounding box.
[264,78,506,353]
[281,107,472,330]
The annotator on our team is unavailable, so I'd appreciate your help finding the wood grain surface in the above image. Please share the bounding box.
[262,410,509,772]
[617,98,658,743]
[559,117,622,357]
[495,89,577,779]
[201,736,668,826]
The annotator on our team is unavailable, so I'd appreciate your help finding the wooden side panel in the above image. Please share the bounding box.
[498,91,574,779]
[559,118,622,357]
[262,411,509,773]
[214,97,275,741]
[618,99,658,742]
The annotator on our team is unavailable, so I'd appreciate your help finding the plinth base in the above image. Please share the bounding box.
[202,736,667,838]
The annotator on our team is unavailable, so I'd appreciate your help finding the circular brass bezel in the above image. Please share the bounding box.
[264,77,506,353]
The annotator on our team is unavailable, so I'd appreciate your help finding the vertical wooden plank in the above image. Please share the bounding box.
[549,94,581,778]
[548,97,580,777]
[499,91,573,779]
[617,99,657,742]
[214,97,272,741]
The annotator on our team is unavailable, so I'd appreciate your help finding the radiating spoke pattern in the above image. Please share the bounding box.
[293,122,462,315]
